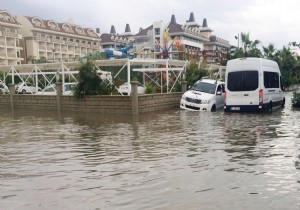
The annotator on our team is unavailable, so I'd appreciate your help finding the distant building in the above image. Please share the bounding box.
[100,12,230,64]
[0,10,24,65]
[17,16,101,63]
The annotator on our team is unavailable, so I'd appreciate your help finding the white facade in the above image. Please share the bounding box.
[0,10,24,65]
[17,16,101,63]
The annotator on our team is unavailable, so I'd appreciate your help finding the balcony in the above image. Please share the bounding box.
[6,41,15,47]
[65,41,78,46]
[4,32,18,38]
[7,53,16,59]
[52,39,64,44]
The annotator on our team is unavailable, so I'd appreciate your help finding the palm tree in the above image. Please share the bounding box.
[240,32,261,57]
[275,46,296,86]
[229,32,261,59]
[262,43,276,60]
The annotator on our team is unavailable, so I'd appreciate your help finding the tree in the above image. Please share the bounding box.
[229,32,261,59]
[262,43,276,60]
[185,59,209,86]
[74,58,113,97]
[274,46,295,86]
[240,32,261,57]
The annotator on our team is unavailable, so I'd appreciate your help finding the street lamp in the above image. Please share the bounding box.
[235,34,240,48]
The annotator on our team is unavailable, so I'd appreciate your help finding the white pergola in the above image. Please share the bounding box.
[0,58,188,95]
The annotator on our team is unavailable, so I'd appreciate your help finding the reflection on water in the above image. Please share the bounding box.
[1,93,300,210]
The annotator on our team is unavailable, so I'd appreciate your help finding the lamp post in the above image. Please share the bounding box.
[235,34,240,48]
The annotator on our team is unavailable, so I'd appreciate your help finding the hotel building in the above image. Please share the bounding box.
[0,10,23,65]
[17,16,101,63]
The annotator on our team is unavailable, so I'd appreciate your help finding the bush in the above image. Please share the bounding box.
[292,92,300,108]
[145,84,155,94]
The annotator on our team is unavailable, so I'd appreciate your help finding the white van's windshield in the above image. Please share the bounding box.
[227,70,258,91]
[190,82,216,94]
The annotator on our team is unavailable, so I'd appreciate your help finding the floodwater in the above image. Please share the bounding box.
[1,92,300,210]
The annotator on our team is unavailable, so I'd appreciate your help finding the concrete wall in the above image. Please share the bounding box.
[0,93,181,115]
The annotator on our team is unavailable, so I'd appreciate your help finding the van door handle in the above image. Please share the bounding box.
[244,94,249,96]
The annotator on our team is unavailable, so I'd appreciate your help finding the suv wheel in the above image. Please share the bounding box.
[22,89,26,94]
[211,105,216,112]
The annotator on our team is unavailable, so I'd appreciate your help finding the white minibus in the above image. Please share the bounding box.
[224,58,285,112]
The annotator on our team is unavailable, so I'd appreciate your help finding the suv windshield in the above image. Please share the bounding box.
[227,70,258,91]
[190,81,216,94]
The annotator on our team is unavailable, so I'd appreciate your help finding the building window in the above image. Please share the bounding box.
[155,28,160,35]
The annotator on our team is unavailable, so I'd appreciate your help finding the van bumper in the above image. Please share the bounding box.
[224,104,267,112]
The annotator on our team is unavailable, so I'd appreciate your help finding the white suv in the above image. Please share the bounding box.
[15,82,41,94]
[180,78,225,111]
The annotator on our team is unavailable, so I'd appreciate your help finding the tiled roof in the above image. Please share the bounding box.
[0,10,20,26]
[134,25,153,36]
[25,16,100,39]
[100,33,114,43]
[168,23,183,33]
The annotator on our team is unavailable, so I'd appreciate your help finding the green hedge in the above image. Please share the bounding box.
[292,92,300,108]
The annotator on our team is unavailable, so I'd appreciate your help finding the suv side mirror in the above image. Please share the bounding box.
[216,91,222,95]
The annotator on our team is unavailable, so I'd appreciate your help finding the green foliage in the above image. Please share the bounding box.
[292,91,300,108]
[174,81,182,92]
[186,59,209,86]
[74,58,113,97]
[145,84,155,94]
[230,33,300,87]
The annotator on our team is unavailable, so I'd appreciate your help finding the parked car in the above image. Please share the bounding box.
[15,82,41,94]
[118,82,145,95]
[180,78,225,111]
[36,83,77,95]
[0,80,9,94]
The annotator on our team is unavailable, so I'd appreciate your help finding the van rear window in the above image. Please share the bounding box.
[227,71,258,91]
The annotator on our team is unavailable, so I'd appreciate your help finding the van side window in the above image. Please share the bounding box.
[264,72,279,88]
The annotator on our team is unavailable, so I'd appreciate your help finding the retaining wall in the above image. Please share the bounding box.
[0,93,182,115]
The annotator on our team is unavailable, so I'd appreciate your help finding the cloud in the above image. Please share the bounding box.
[2,0,300,49]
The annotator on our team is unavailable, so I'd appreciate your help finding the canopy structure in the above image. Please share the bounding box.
[0,58,188,95]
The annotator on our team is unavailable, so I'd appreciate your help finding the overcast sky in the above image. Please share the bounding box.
[2,0,300,50]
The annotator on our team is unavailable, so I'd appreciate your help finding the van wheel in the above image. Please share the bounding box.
[281,98,285,108]
[268,102,273,112]
[22,89,26,94]
[211,105,216,112]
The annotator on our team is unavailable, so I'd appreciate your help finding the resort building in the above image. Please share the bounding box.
[134,12,230,64]
[0,10,24,65]
[100,12,230,64]
[16,16,101,63]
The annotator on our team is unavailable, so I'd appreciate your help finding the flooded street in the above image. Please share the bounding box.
[1,92,300,210]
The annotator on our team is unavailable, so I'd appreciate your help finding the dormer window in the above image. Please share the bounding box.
[32,17,46,28]
[48,21,60,30]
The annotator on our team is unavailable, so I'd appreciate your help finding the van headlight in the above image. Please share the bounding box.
[201,99,210,104]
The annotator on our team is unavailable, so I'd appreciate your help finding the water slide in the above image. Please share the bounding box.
[104,44,133,58]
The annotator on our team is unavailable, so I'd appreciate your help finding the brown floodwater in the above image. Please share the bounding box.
[0,92,300,210]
